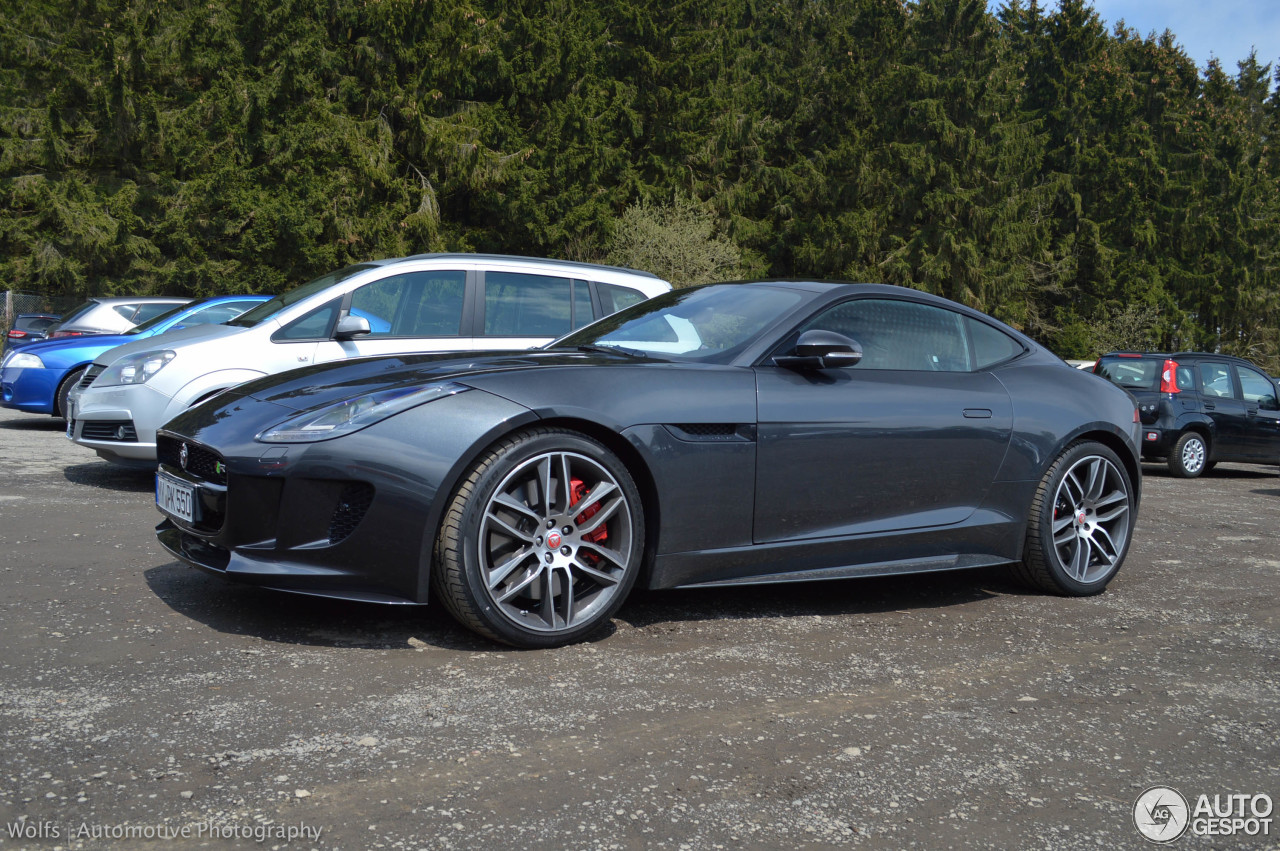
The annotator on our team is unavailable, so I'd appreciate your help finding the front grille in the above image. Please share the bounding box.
[81,420,137,442]
[78,364,105,390]
[157,436,227,485]
[328,483,374,545]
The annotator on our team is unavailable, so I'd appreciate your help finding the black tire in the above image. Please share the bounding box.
[432,427,645,648]
[1012,440,1134,596]
[1168,431,1208,478]
[56,366,87,420]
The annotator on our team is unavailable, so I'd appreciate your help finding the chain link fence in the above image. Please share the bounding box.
[2,291,84,340]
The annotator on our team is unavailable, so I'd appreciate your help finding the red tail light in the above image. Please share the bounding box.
[50,330,84,338]
[7,330,27,339]
[1159,359,1180,394]
[1134,408,1140,423]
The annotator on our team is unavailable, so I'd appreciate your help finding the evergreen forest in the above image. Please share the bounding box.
[4,0,1280,365]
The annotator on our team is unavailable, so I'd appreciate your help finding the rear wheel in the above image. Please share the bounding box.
[1168,431,1208,478]
[433,428,645,648]
[55,367,87,420]
[1013,441,1133,596]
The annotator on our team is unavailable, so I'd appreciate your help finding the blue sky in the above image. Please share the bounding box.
[1076,1,1280,73]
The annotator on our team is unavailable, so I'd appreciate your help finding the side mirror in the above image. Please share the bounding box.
[773,329,863,371]
[333,313,371,341]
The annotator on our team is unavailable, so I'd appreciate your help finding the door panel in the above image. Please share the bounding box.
[1197,361,1248,456]
[1235,365,1280,459]
[753,366,1013,544]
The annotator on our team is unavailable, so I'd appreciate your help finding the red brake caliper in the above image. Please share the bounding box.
[570,478,608,564]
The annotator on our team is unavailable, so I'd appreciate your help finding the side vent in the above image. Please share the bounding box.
[668,424,754,442]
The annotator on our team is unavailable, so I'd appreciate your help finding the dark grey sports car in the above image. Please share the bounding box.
[155,281,1142,647]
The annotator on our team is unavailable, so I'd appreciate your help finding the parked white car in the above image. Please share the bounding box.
[67,254,671,467]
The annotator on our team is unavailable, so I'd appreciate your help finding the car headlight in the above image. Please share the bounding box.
[94,350,176,387]
[2,352,44,369]
[257,382,470,443]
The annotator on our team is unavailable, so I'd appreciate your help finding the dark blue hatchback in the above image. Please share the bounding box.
[1,295,268,419]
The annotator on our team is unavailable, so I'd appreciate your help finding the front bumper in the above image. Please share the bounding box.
[0,366,60,414]
[151,387,537,606]
[69,382,171,464]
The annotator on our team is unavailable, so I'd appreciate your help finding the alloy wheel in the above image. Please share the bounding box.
[1050,454,1131,584]
[1180,437,1206,474]
[478,451,635,633]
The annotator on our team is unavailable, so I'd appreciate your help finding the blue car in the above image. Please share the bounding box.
[1,295,269,419]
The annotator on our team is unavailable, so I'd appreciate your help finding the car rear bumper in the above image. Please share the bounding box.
[1136,426,1177,458]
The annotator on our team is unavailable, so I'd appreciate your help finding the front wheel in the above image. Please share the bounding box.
[1013,441,1134,596]
[433,428,645,648]
[56,366,87,420]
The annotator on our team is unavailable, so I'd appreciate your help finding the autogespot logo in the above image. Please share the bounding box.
[1134,786,1190,843]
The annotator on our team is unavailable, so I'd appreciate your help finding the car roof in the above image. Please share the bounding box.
[85,296,191,304]
[367,253,664,280]
[1100,350,1260,364]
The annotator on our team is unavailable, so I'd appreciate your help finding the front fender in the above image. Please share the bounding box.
[164,369,267,424]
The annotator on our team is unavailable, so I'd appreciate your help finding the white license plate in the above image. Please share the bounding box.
[156,473,197,523]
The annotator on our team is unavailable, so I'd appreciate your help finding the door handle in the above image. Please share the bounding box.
[1247,406,1259,417]
[963,408,992,419]
[1203,402,1216,410]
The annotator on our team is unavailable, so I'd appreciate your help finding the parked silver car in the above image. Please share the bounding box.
[68,254,671,467]
[48,297,192,339]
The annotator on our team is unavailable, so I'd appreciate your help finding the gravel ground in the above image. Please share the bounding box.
[0,404,1277,850]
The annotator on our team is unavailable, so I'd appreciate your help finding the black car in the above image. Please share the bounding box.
[1093,351,1280,477]
[155,282,1142,647]
[4,313,60,352]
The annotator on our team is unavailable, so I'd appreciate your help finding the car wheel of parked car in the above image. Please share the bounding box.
[1014,441,1133,596]
[433,428,646,648]
[1169,431,1208,478]
[55,367,87,420]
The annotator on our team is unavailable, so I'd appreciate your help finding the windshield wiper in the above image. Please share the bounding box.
[575,344,649,359]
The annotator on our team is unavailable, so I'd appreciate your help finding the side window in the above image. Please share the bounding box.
[113,303,140,321]
[134,303,181,323]
[276,298,340,341]
[180,301,260,326]
[1176,366,1195,391]
[572,280,595,329]
[1237,366,1279,410]
[799,299,972,371]
[350,271,466,337]
[1198,362,1233,398]
[964,317,1022,368]
[597,282,647,316]
[484,272,572,337]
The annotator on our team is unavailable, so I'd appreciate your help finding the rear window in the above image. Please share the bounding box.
[1095,357,1159,390]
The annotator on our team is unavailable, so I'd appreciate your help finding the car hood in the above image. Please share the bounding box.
[9,333,135,361]
[89,322,241,365]
[230,349,644,412]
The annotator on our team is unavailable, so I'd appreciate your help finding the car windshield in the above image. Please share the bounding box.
[549,284,806,362]
[227,264,378,328]
[124,300,210,335]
